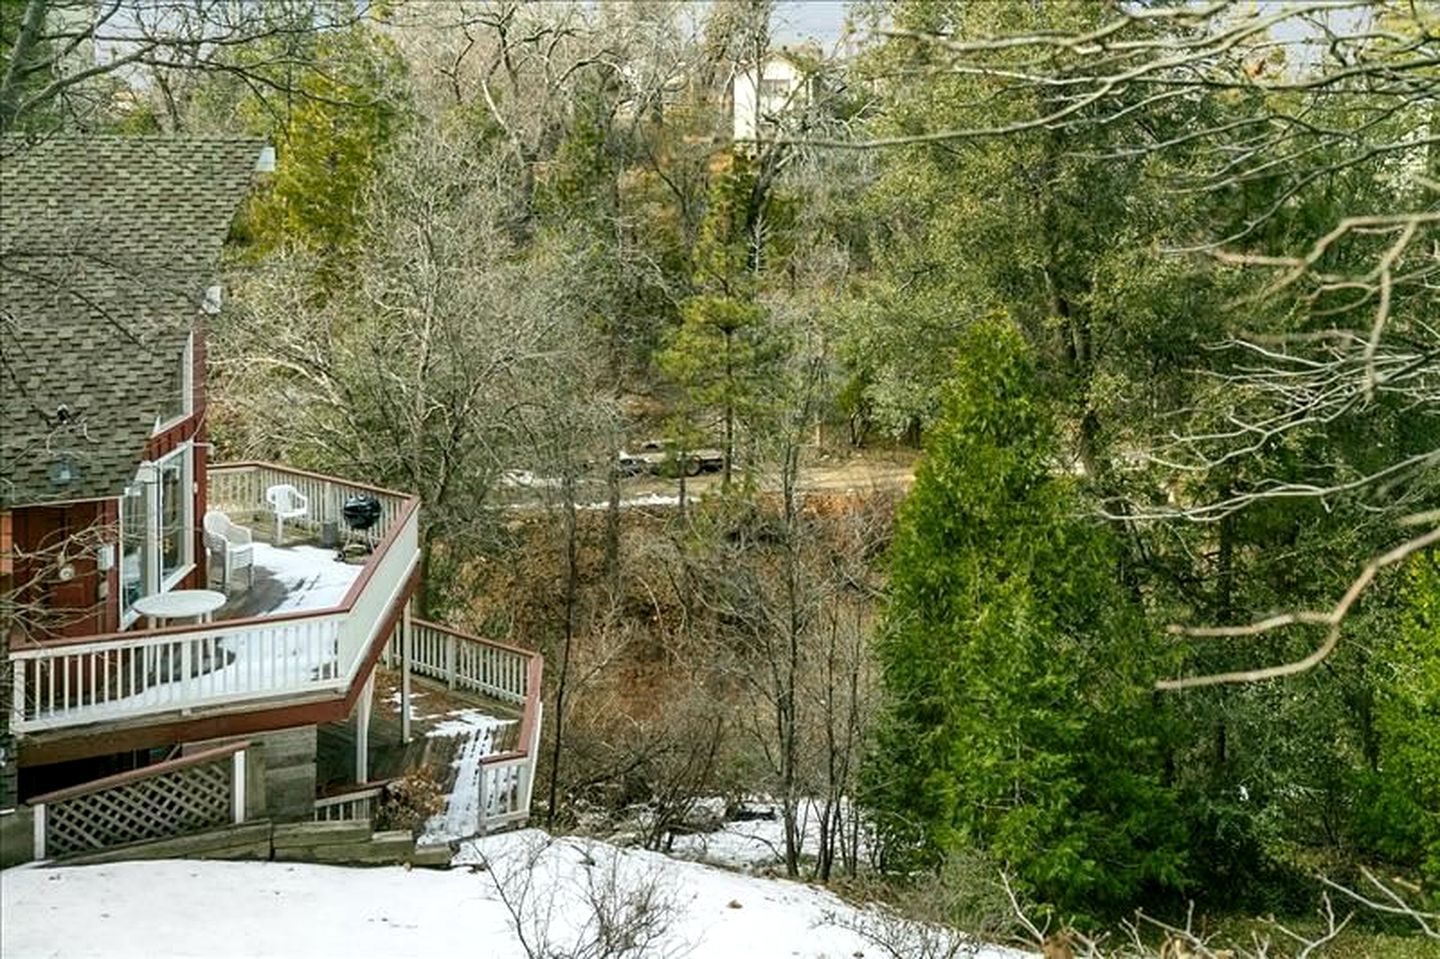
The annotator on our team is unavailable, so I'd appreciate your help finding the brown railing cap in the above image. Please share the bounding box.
[411,619,541,662]
[28,740,251,806]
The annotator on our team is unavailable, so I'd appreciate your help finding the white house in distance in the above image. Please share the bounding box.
[732,44,824,144]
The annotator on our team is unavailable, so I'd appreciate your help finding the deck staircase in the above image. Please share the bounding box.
[329,620,544,842]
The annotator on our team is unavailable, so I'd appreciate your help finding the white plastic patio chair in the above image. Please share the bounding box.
[265,483,310,545]
[203,509,254,591]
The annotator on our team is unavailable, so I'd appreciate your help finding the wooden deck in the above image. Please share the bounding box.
[10,464,420,744]
[208,523,366,622]
[316,667,521,795]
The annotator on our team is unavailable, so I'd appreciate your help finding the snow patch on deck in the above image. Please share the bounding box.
[250,542,362,612]
[383,689,439,722]
[420,709,515,843]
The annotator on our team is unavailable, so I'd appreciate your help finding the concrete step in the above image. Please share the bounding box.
[272,820,373,848]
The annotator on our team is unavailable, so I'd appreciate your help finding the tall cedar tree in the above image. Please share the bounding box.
[864,318,1186,915]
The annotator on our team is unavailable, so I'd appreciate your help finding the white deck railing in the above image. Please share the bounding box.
[8,464,419,735]
[405,620,533,706]
[208,462,410,545]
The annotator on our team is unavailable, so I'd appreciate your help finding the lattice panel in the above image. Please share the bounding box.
[46,760,233,858]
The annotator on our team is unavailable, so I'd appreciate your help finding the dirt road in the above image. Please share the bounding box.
[618,451,917,503]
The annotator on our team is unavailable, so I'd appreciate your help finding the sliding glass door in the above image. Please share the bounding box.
[120,443,194,625]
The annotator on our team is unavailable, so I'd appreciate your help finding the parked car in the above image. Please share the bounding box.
[617,440,725,477]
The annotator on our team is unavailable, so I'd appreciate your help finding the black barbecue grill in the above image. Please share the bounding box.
[338,494,383,560]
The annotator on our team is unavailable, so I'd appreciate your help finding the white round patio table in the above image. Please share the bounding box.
[132,589,227,627]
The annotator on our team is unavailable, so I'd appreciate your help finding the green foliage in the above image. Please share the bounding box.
[863,318,1186,915]
[691,153,799,294]
[0,0,74,132]
[536,108,617,225]
[1358,551,1440,888]
[657,294,785,484]
[839,3,1218,440]
[242,25,409,263]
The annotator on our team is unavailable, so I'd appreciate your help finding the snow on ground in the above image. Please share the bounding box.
[1,830,1027,959]
[500,469,561,489]
[508,492,682,511]
[251,542,363,613]
[670,798,869,872]
[576,492,682,506]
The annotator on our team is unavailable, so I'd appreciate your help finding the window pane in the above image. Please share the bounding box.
[122,485,147,610]
[159,340,189,425]
[159,457,185,582]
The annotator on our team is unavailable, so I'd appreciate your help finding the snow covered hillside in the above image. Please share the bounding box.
[1,829,1028,959]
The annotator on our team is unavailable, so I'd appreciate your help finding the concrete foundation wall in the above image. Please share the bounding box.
[0,805,35,868]
[260,726,318,822]
[187,725,317,824]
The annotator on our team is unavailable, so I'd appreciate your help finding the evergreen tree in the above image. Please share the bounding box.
[244,25,408,264]
[863,318,1186,914]
[1365,551,1440,887]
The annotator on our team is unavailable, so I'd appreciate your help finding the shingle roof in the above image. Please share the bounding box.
[1,135,263,508]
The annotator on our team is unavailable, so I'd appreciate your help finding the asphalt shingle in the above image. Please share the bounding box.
[1,135,264,508]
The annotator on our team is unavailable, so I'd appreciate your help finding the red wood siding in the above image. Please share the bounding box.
[8,500,119,639]
[12,323,211,638]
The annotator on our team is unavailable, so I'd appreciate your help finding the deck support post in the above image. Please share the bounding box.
[356,671,373,784]
[32,803,46,860]
[400,601,413,745]
[231,750,247,824]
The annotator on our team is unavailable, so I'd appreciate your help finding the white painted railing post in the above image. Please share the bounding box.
[446,632,456,691]
[356,671,373,784]
[32,803,45,860]
[521,701,543,822]
[180,640,193,702]
[12,660,25,732]
[478,767,489,836]
[232,750,247,824]
[401,601,412,745]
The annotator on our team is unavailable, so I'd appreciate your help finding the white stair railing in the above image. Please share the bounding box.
[390,619,544,833]
[313,783,389,822]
